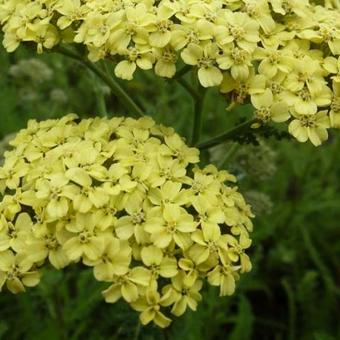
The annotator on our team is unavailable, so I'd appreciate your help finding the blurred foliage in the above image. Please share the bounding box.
[0,44,339,340]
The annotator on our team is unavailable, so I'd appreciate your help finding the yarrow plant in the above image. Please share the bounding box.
[0,115,253,327]
[1,0,340,332]
[1,0,340,145]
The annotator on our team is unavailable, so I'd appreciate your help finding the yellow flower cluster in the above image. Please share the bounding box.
[1,1,340,145]
[0,114,253,328]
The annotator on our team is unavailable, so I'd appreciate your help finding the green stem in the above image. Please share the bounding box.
[91,72,107,117]
[133,320,141,340]
[299,224,336,294]
[175,64,192,79]
[191,89,206,145]
[176,77,199,100]
[197,118,257,150]
[218,142,239,168]
[55,46,144,118]
[96,90,108,117]
[281,279,296,340]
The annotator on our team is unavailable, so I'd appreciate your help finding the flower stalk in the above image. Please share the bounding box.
[55,46,144,118]
[197,118,258,150]
[191,88,206,146]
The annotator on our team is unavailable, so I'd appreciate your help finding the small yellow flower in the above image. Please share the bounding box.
[63,213,105,262]
[131,289,172,328]
[114,45,154,81]
[220,69,266,104]
[283,85,332,116]
[288,110,330,146]
[140,245,178,283]
[251,89,290,124]
[115,196,148,241]
[154,47,178,78]
[0,250,40,294]
[190,228,228,266]
[27,223,70,270]
[207,264,239,296]
[145,205,196,249]
[243,0,276,34]
[181,43,223,87]
[330,81,340,127]
[178,257,200,287]
[87,238,131,281]
[217,46,252,81]
[323,56,340,83]
[270,0,310,17]
[148,181,188,209]
[0,156,28,190]
[108,4,152,51]
[254,47,294,78]
[35,173,72,220]
[0,213,33,253]
[55,0,88,30]
[102,267,151,303]
[162,272,202,316]
[215,12,259,52]
[225,234,252,273]
[299,23,340,55]
[148,5,174,48]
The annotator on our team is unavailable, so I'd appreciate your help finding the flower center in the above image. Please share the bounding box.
[79,230,92,243]
[298,88,312,102]
[270,82,282,94]
[256,107,271,122]
[268,52,279,64]
[192,181,204,194]
[331,96,340,112]
[282,1,294,14]
[231,48,248,65]
[162,49,177,63]
[166,221,177,233]
[229,25,245,40]
[204,11,216,22]
[207,241,218,253]
[187,30,199,44]
[197,56,214,69]
[7,265,20,280]
[320,25,336,42]
[47,237,59,250]
[300,115,316,128]
[132,212,145,225]
[157,20,171,33]
[127,47,142,61]
[244,3,259,18]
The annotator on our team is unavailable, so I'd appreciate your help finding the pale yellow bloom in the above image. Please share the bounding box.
[288,110,330,146]
[0,0,339,146]
[162,273,203,317]
[0,250,40,294]
[181,43,223,87]
[102,267,151,303]
[131,289,172,328]
[330,81,340,127]
[251,89,290,124]
[0,113,253,327]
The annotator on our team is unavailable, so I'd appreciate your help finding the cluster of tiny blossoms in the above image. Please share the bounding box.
[0,115,253,328]
[1,1,340,145]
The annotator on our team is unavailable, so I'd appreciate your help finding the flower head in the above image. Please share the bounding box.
[1,0,340,144]
[0,114,253,327]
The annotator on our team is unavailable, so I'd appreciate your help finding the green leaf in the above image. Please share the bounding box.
[228,295,254,340]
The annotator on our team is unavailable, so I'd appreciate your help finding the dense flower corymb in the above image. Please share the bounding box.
[1,0,340,145]
[0,114,253,327]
